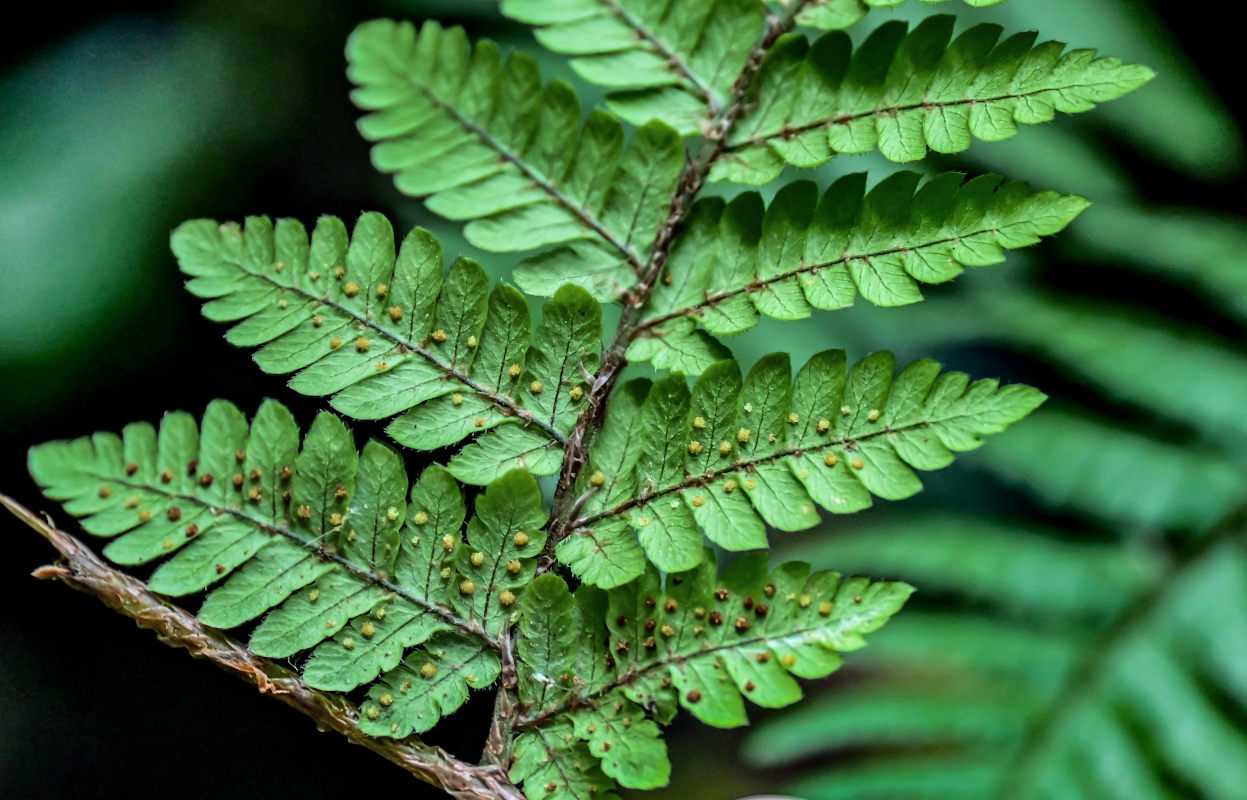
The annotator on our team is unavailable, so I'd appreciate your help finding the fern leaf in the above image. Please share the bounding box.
[713,17,1152,184]
[511,721,622,800]
[1075,204,1247,324]
[518,573,581,710]
[452,469,548,634]
[347,18,685,296]
[500,0,765,134]
[632,172,1086,368]
[564,349,1043,583]
[555,382,651,588]
[173,214,610,484]
[446,423,566,485]
[26,403,554,707]
[360,631,501,738]
[984,291,1247,447]
[570,700,671,789]
[513,552,909,793]
[784,0,1006,32]
[979,408,1247,534]
[747,518,1247,799]
[785,516,1162,622]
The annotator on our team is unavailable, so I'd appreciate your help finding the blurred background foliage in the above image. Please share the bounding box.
[1,1,1243,798]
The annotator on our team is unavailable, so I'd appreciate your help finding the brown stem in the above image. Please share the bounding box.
[482,626,520,770]
[541,4,813,562]
[2,494,524,800]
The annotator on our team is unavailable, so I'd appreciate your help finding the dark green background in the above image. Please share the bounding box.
[1,1,1242,798]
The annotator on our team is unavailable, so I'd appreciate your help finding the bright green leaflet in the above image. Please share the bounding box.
[500,0,764,133]
[631,171,1088,374]
[714,17,1153,184]
[748,519,1247,800]
[347,18,684,296]
[783,0,1007,32]
[27,402,552,698]
[509,551,911,793]
[562,349,1043,586]
[172,213,609,485]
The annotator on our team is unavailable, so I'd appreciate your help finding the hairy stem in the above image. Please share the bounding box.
[483,626,520,770]
[541,2,815,562]
[2,494,525,800]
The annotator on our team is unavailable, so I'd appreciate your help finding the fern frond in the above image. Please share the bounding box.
[1074,205,1247,324]
[784,0,1006,32]
[500,0,765,133]
[746,517,1247,799]
[511,551,910,794]
[559,349,1042,584]
[984,292,1247,448]
[630,171,1085,371]
[172,214,605,485]
[784,515,1162,620]
[978,408,1247,534]
[347,19,684,298]
[713,16,1153,184]
[28,402,553,713]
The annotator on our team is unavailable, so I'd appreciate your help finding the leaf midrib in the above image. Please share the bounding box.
[520,603,882,727]
[596,0,720,111]
[726,81,1134,152]
[1000,525,1247,798]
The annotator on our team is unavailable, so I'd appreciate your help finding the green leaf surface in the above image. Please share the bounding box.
[785,515,1161,621]
[714,18,1152,183]
[569,349,1043,578]
[27,403,531,708]
[519,550,910,734]
[347,19,684,288]
[511,722,622,800]
[452,470,549,635]
[634,172,1087,360]
[512,551,908,794]
[753,521,1247,800]
[788,0,1006,31]
[519,574,580,709]
[501,0,765,134]
[983,291,1247,448]
[359,631,501,737]
[978,408,1247,534]
[173,214,578,483]
[446,423,564,485]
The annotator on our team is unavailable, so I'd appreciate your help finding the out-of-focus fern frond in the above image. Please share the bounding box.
[749,518,1247,799]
